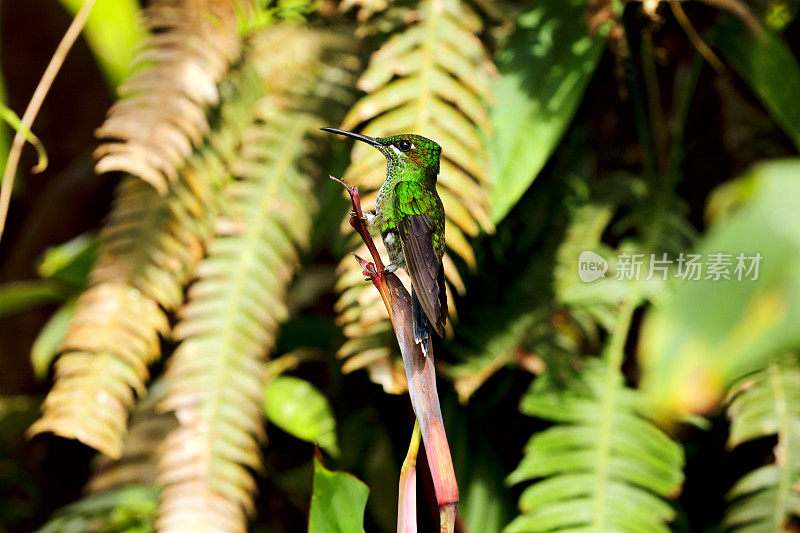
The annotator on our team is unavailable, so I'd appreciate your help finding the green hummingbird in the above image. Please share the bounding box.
[322,128,447,345]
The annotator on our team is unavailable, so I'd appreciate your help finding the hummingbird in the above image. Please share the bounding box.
[322,128,447,348]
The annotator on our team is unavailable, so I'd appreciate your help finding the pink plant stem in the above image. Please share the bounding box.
[331,176,458,532]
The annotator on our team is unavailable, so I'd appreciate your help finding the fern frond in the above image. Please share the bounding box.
[30,49,270,458]
[445,162,607,402]
[722,355,800,531]
[94,0,243,193]
[86,380,176,494]
[35,383,172,532]
[156,26,356,532]
[507,359,684,533]
[28,283,168,457]
[334,0,495,392]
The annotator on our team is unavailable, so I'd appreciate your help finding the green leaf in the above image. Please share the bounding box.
[56,0,144,88]
[712,17,800,152]
[639,159,800,419]
[506,359,684,533]
[0,103,48,172]
[308,454,369,533]
[36,485,159,533]
[264,375,339,457]
[489,0,605,222]
[37,233,97,287]
[31,300,76,380]
[0,280,67,317]
[722,355,800,531]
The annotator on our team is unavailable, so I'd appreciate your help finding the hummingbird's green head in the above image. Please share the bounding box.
[321,128,441,182]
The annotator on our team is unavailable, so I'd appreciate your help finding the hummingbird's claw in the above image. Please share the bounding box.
[350,209,366,221]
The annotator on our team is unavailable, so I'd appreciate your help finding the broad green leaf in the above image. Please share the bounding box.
[712,17,800,151]
[308,454,369,533]
[0,280,67,317]
[264,375,339,457]
[31,300,76,380]
[57,0,144,88]
[489,0,604,222]
[639,159,800,419]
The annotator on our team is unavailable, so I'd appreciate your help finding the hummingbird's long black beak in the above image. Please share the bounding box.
[320,127,382,147]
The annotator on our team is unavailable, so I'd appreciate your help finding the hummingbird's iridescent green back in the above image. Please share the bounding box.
[320,127,448,337]
[373,134,446,259]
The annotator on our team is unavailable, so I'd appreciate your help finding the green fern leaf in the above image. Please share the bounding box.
[335,0,495,392]
[507,359,684,533]
[723,355,800,531]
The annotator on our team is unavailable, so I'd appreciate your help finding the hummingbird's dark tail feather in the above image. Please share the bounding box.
[412,288,432,356]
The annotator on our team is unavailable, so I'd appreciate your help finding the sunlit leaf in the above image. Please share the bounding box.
[57,0,144,87]
[639,159,800,420]
[308,454,369,533]
[489,0,604,222]
[264,375,339,457]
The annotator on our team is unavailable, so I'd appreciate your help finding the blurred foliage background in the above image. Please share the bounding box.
[2,0,800,531]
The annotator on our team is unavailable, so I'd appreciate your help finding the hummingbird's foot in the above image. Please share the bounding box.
[350,209,366,221]
[384,263,399,274]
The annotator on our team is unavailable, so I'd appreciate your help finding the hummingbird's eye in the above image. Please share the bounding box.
[396,140,413,152]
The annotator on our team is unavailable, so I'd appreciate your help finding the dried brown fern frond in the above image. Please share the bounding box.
[28,173,214,457]
[29,61,269,459]
[86,380,176,493]
[94,0,243,193]
[156,26,357,532]
[334,0,496,392]
[29,282,169,456]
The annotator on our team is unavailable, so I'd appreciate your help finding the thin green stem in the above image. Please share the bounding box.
[0,0,96,243]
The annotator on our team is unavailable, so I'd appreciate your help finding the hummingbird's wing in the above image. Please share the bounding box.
[395,185,446,337]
